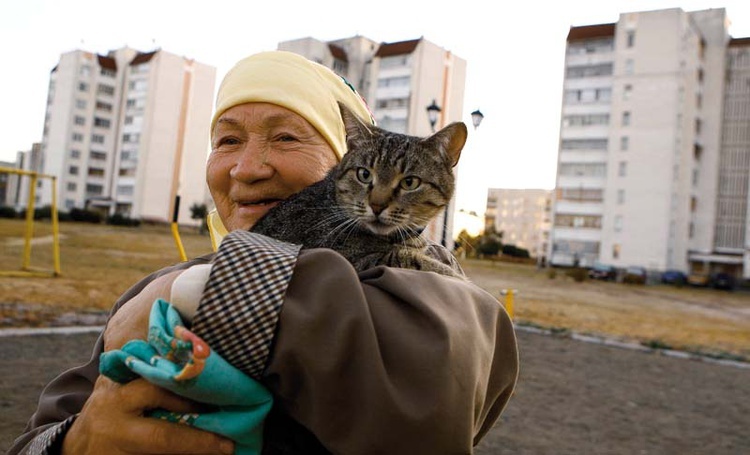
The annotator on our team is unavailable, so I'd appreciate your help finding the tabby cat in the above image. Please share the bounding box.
[251,103,468,278]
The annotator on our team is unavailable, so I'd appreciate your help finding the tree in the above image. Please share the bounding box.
[190,203,208,235]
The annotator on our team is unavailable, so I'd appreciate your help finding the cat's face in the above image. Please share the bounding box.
[335,104,467,236]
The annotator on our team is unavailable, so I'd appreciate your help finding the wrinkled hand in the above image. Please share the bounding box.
[62,376,234,454]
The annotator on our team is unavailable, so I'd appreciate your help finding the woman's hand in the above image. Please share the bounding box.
[62,270,235,454]
[104,270,182,351]
[62,376,234,454]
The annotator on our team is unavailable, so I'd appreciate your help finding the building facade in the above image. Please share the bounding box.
[485,188,552,258]
[278,36,467,249]
[3,143,43,210]
[550,7,750,280]
[39,47,216,225]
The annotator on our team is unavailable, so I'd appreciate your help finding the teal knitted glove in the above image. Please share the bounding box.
[100,299,273,455]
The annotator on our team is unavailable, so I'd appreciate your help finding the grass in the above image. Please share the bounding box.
[462,259,750,361]
[1,219,749,361]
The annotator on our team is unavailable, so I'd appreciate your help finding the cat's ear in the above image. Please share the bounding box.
[338,101,372,143]
[429,122,468,168]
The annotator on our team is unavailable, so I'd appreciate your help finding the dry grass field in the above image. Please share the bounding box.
[1,218,748,361]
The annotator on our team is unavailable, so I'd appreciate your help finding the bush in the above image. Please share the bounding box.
[566,267,588,283]
[69,208,103,224]
[547,268,557,280]
[18,205,53,220]
[107,213,141,227]
[502,244,530,258]
[0,206,17,219]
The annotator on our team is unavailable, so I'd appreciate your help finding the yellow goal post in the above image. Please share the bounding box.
[0,166,61,277]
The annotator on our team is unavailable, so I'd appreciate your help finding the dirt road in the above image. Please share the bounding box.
[2,329,748,454]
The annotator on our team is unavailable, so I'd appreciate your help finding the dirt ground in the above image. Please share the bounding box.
[2,329,748,455]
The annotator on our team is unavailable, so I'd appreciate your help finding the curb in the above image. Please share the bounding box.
[514,324,750,370]
[0,325,103,337]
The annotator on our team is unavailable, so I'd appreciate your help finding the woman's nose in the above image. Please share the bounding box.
[230,140,273,183]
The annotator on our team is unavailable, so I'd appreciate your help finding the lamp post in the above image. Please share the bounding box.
[425,100,485,249]
[426,99,441,133]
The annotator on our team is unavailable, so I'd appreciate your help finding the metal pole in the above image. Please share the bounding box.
[22,175,37,270]
[171,195,187,261]
[51,176,61,275]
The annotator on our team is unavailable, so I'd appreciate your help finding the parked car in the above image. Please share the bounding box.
[589,263,617,281]
[687,273,711,287]
[661,270,687,286]
[623,266,647,284]
[711,272,735,291]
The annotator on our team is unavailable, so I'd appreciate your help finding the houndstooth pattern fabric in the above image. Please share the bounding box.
[24,415,77,454]
[192,230,301,379]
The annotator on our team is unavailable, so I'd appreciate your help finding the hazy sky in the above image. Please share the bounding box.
[1,0,748,214]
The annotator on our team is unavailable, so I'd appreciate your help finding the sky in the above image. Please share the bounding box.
[1,0,749,216]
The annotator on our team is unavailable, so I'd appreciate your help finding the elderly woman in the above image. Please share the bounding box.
[10,51,518,455]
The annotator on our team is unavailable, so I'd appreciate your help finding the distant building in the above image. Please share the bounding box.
[3,143,43,210]
[550,7,750,280]
[278,36,467,249]
[39,47,216,225]
[485,188,552,258]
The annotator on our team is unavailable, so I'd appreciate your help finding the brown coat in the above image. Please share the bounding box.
[10,244,518,454]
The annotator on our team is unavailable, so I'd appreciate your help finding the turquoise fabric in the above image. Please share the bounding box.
[100,299,273,455]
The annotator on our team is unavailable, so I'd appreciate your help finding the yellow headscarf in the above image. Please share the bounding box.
[207,51,375,249]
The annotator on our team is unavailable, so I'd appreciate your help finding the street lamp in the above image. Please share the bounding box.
[426,99,441,132]
[471,109,484,130]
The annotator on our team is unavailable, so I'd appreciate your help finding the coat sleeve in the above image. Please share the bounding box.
[191,231,519,454]
[6,256,214,455]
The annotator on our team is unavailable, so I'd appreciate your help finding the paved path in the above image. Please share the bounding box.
[2,329,749,454]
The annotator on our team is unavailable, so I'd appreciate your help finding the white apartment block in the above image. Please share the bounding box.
[39,47,216,225]
[3,143,43,210]
[278,36,467,250]
[485,188,552,258]
[550,7,750,280]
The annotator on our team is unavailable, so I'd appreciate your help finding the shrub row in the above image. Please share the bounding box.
[0,205,139,227]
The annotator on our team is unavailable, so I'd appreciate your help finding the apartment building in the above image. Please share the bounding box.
[39,47,216,225]
[3,143,43,210]
[550,8,750,280]
[278,36,467,249]
[485,188,552,258]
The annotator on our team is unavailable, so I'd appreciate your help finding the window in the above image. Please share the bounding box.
[121,150,138,161]
[100,68,116,77]
[74,116,86,126]
[67,182,77,191]
[94,117,111,128]
[554,214,602,229]
[86,184,103,196]
[72,133,84,142]
[69,165,79,175]
[76,99,87,109]
[696,93,702,109]
[689,222,695,238]
[562,114,609,127]
[123,133,140,143]
[117,185,134,196]
[626,30,636,48]
[618,162,627,177]
[128,80,147,91]
[566,63,614,78]
[131,63,150,73]
[697,68,704,83]
[620,136,629,151]
[88,167,105,177]
[96,101,112,112]
[612,244,621,259]
[125,115,134,125]
[561,139,608,150]
[691,197,698,212]
[625,59,634,75]
[65,199,75,209]
[97,84,115,96]
[90,151,106,160]
[692,169,699,186]
[623,84,632,100]
[622,111,631,126]
[119,168,136,176]
[558,163,607,177]
[78,82,89,92]
[695,118,702,135]
[614,215,623,232]
[79,65,91,77]
[377,76,410,88]
[70,149,80,159]
[555,188,604,202]
[595,88,611,102]
[617,190,625,204]
[91,134,105,144]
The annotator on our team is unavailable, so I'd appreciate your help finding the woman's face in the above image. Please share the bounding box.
[208,103,338,231]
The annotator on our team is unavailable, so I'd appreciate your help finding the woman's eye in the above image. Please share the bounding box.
[356,167,372,184]
[277,134,298,142]
[217,137,240,147]
[400,176,422,191]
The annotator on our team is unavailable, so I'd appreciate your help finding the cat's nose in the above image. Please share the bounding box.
[370,203,385,216]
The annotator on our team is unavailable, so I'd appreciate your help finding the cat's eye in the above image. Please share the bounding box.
[400,176,422,191]
[356,167,373,184]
